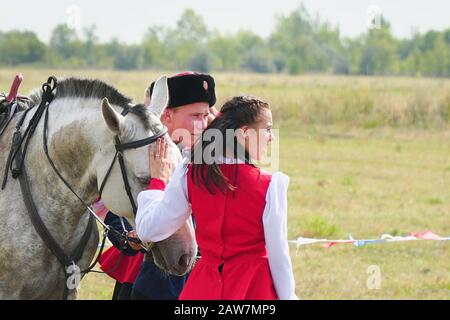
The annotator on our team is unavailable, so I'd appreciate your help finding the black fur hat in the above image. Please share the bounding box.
[148,71,216,108]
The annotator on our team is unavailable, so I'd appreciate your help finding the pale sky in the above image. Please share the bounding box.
[0,0,449,43]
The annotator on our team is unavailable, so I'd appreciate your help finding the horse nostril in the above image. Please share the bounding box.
[178,254,189,268]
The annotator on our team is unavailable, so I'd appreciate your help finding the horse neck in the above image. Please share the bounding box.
[24,97,113,243]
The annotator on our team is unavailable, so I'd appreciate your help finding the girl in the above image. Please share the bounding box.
[136,96,298,300]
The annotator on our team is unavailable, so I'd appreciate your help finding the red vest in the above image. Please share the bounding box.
[180,163,278,300]
[99,247,144,284]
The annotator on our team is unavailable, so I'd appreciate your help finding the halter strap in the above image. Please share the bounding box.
[98,106,168,216]
[114,127,167,152]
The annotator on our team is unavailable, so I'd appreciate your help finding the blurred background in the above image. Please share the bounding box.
[0,0,449,76]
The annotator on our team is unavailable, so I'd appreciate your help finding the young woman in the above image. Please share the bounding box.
[136,96,298,300]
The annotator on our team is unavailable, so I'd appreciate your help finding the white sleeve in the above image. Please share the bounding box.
[263,172,299,300]
[135,159,192,242]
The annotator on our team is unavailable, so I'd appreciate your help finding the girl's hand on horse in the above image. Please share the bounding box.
[149,138,173,183]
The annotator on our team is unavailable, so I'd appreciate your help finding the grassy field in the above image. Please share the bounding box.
[1,69,449,299]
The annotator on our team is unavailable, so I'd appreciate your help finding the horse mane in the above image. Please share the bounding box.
[54,78,132,106]
[27,77,152,130]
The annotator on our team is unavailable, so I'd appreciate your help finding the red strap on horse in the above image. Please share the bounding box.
[6,74,23,103]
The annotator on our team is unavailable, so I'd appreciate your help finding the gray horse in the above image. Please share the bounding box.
[0,76,197,299]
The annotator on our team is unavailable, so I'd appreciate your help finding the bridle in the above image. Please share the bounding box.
[98,107,167,215]
[1,76,166,299]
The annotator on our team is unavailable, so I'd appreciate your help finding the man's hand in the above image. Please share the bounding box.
[126,230,143,251]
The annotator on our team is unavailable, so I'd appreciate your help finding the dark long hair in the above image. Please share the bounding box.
[190,96,270,195]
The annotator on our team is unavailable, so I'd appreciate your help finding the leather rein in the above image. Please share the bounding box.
[1,77,164,299]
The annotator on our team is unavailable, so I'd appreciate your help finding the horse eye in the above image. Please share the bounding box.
[137,176,150,185]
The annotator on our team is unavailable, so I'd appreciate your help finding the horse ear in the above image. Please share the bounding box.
[102,98,126,136]
[148,76,169,117]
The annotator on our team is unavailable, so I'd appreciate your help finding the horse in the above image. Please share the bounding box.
[0,76,197,299]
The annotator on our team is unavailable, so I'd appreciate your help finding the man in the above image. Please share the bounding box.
[100,71,217,300]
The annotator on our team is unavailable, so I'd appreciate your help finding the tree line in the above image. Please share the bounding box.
[1,6,449,77]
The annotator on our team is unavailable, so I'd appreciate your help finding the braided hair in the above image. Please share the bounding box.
[190,96,270,195]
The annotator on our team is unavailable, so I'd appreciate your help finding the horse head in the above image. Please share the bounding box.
[99,76,197,275]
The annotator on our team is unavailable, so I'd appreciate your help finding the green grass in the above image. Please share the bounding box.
[280,128,449,299]
[77,268,115,300]
[1,69,449,299]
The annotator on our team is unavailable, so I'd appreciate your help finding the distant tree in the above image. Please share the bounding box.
[49,24,83,61]
[342,37,363,74]
[188,49,213,72]
[208,33,239,70]
[83,25,99,67]
[113,44,142,70]
[269,8,311,74]
[235,30,264,54]
[358,18,398,75]
[0,6,448,77]
[165,8,210,69]
[420,34,450,77]
[269,5,342,74]
[175,8,209,45]
[141,26,171,69]
[241,47,274,73]
[0,31,46,65]
[444,28,450,45]
[420,30,440,52]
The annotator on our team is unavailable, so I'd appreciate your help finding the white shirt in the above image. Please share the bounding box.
[136,158,298,300]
